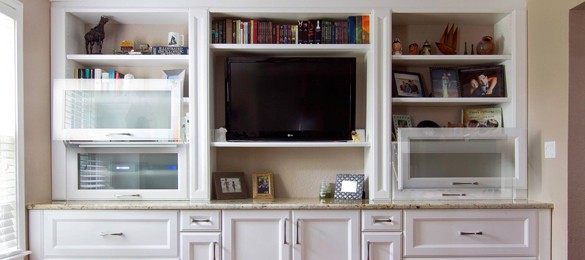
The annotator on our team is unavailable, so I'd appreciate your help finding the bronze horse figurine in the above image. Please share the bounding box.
[85,16,109,54]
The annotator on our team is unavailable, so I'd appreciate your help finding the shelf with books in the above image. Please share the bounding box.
[210,43,370,55]
[67,54,189,67]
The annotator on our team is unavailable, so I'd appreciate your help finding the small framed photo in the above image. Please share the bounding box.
[458,65,506,97]
[429,67,460,97]
[392,71,424,97]
[212,172,248,200]
[392,114,412,133]
[334,174,364,200]
[252,172,274,199]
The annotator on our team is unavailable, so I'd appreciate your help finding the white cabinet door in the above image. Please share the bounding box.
[222,210,290,260]
[181,233,220,260]
[362,232,401,260]
[292,210,360,260]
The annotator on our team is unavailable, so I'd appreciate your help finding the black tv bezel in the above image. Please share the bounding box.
[224,56,357,142]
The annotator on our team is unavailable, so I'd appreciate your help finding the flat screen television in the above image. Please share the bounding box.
[225,57,356,141]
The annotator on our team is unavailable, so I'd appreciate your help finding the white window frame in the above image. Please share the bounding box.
[0,0,28,259]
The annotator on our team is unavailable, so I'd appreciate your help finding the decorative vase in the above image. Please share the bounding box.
[476,36,495,55]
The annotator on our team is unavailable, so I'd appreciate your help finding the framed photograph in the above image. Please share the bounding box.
[334,174,364,200]
[458,65,506,97]
[212,172,248,200]
[392,114,412,134]
[429,67,460,97]
[392,71,424,97]
[462,107,503,128]
[252,172,274,199]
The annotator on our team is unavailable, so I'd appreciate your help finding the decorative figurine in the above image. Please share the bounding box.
[421,40,432,55]
[435,24,458,55]
[392,38,403,55]
[471,44,475,54]
[84,16,109,54]
[464,42,468,55]
[476,36,495,55]
[408,43,419,55]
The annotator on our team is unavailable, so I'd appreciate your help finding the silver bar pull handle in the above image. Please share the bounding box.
[115,194,141,198]
[296,219,301,245]
[367,241,371,260]
[191,218,211,223]
[100,232,123,236]
[106,133,133,136]
[442,193,466,197]
[283,218,288,245]
[373,218,392,223]
[459,231,483,235]
[452,182,479,185]
[213,241,218,260]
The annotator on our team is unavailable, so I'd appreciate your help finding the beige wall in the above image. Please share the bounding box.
[22,0,52,204]
[528,0,583,259]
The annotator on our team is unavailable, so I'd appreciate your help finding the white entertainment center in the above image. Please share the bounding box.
[28,0,551,259]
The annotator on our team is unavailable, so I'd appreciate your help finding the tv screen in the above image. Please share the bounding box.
[225,57,356,141]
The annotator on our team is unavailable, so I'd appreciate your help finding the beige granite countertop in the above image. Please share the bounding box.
[27,198,553,210]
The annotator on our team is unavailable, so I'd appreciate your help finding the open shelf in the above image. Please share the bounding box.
[211,141,370,148]
[392,55,511,67]
[392,97,511,106]
[67,54,189,67]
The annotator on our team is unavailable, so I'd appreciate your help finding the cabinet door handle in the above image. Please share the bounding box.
[442,193,466,197]
[106,133,133,136]
[100,232,123,236]
[296,219,301,245]
[451,182,479,185]
[367,241,371,260]
[115,194,141,198]
[373,218,392,223]
[213,241,218,260]
[284,218,288,245]
[459,231,483,235]
[191,217,211,223]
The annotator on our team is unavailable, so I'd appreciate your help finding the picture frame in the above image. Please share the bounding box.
[392,71,425,97]
[212,172,248,200]
[334,174,364,200]
[162,69,185,81]
[458,65,506,97]
[252,172,274,199]
[429,67,460,97]
[392,114,412,134]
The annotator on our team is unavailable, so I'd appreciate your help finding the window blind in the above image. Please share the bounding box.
[0,136,16,255]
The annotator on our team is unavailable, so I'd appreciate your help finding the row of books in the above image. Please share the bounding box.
[211,16,370,44]
[75,68,125,79]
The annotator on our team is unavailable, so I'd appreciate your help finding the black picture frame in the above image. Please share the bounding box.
[392,71,425,97]
[212,172,249,200]
[458,65,506,97]
[429,67,460,97]
[334,174,364,200]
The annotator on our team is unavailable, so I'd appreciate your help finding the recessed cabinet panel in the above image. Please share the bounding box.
[53,79,183,141]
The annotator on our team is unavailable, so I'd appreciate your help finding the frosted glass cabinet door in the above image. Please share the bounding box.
[53,79,183,141]
[66,146,188,200]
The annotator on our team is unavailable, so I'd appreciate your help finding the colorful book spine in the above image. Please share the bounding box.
[355,16,362,44]
[347,16,356,44]
[362,16,370,44]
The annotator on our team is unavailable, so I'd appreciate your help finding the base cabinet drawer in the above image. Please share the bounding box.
[40,210,179,258]
[404,209,538,257]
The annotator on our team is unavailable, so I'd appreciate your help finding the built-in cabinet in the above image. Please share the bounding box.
[28,208,550,260]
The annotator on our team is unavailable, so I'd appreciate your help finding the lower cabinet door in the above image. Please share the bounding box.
[292,210,360,260]
[222,210,291,260]
[180,233,220,260]
[362,232,402,260]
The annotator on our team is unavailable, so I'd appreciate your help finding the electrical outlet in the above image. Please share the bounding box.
[545,141,556,159]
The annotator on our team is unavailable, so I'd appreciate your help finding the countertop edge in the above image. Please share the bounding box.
[26,199,554,210]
